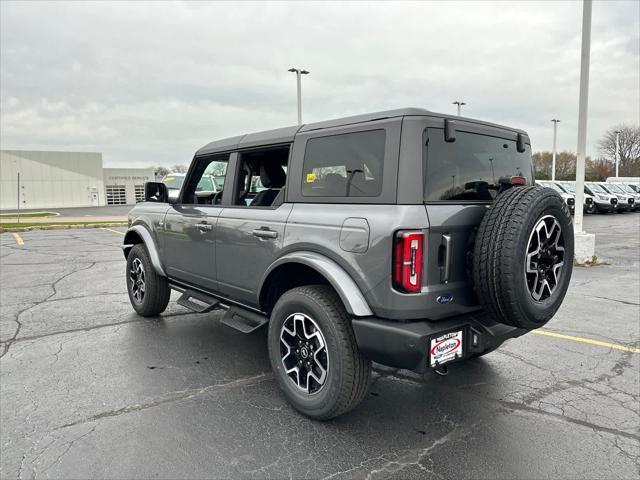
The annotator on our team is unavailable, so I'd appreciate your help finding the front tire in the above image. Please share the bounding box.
[268,285,371,420]
[126,243,170,317]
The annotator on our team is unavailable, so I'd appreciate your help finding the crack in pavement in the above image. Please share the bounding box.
[57,372,273,429]
[495,399,640,441]
[7,310,207,346]
[374,362,640,442]
[578,293,640,306]
[0,262,96,359]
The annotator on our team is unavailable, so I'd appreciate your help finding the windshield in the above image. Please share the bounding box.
[539,181,563,193]
[424,129,533,201]
[603,183,623,194]
[559,181,575,193]
[162,175,185,190]
[196,176,216,192]
[163,174,217,192]
[588,183,607,194]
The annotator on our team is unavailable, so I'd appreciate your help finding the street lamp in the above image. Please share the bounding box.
[573,0,594,263]
[288,67,310,125]
[614,130,621,177]
[551,119,560,181]
[452,101,466,116]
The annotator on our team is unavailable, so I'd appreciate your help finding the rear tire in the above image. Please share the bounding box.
[126,244,170,317]
[473,186,573,330]
[268,285,371,420]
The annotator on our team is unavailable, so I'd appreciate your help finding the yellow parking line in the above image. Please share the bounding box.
[102,227,125,236]
[12,233,24,246]
[531,329,640,353]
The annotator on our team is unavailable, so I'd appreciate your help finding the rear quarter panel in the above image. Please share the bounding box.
[285,203,467,320]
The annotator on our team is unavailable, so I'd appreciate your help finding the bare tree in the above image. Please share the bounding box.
[533,151,578,180]
[533,151,552,179]
[154,166,170,177]
[586,157,614,181]
[170,164,189,173]
[597,125,640,177]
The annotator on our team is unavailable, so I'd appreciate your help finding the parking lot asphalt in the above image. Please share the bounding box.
[1,214,638,479]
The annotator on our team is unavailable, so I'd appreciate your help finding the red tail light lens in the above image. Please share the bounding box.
[392,231,424,293]
[511,176,526,185]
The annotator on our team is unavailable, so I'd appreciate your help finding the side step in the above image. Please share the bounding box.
[177,289,221,313]
[220,306,269,334]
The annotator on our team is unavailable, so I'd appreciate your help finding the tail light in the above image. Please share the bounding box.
[393,231,424,293]
[510,176,526,185]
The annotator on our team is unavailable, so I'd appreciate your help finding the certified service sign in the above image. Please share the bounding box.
[429,331,463,367]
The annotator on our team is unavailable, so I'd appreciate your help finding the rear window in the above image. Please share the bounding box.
[301,130,385,197]
[423,129,532,202]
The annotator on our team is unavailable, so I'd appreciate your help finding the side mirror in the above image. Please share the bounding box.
[444,119,456,143]
[516,133,526,153]
[144,182,169,203]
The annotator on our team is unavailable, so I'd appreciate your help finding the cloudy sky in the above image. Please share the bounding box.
[1,1,638,167]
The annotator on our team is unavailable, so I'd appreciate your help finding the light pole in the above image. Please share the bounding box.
[614,130,621,177]
[452,101,466,116]
[573,0,593,261]
[288,67,309,125]
[551,119,560,181]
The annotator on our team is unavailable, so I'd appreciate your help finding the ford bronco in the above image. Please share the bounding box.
[123,108,574,419]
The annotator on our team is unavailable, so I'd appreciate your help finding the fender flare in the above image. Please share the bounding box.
[259,251,373,317]
[122,225,166,277]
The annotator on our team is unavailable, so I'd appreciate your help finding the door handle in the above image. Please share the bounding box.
[442,234,452,284]
[252,228,278,239]
[196,222,213,233]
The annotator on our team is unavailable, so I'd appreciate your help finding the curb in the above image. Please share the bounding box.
[0,222,127,233]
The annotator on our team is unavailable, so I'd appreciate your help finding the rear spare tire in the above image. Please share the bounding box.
[473,186,573,330]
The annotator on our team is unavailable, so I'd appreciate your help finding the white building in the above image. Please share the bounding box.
[102,168,155,205]
[0,150,155,210]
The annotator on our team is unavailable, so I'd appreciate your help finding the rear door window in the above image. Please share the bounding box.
[301,130,385,197]
[424,129,532,202]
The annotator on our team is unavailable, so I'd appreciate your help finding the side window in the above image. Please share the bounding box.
[182,155,229,205]
[233,146,290,207]
[301,130,385,197]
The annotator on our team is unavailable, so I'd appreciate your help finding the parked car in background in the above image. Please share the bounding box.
[584,182,619,213]
[610,182,640,211]
[554,181,596,214]
[536,180,575,214]
[598,183,635,212]
[162,173,219,202]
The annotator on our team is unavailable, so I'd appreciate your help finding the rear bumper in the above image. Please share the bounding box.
[352,313,526,373]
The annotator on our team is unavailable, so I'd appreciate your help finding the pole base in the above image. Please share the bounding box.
[574,232,596,264]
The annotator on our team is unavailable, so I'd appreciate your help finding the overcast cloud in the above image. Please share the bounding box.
[1,0,638,167]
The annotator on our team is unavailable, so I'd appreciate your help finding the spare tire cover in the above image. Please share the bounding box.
[473,185,574,330]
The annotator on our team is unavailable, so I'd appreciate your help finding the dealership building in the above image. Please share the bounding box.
[0,150,155,210]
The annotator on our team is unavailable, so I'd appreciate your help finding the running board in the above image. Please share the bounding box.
[220,306,269,334]
[177,289,221,313]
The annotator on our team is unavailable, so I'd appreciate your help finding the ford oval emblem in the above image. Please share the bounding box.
[436,294,454,304]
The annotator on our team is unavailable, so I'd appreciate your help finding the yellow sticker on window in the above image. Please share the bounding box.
[163,177,175,182]
[306,173,316,183]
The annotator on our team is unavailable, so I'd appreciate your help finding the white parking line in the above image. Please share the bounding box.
[12,233,24,246]
[102,227,125,236]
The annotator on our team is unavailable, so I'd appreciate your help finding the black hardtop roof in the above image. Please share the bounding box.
[196,107,528,156]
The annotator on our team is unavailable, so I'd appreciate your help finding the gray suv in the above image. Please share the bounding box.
[123,108,574,419]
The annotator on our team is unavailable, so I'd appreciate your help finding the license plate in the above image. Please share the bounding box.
[430,330,463,367]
